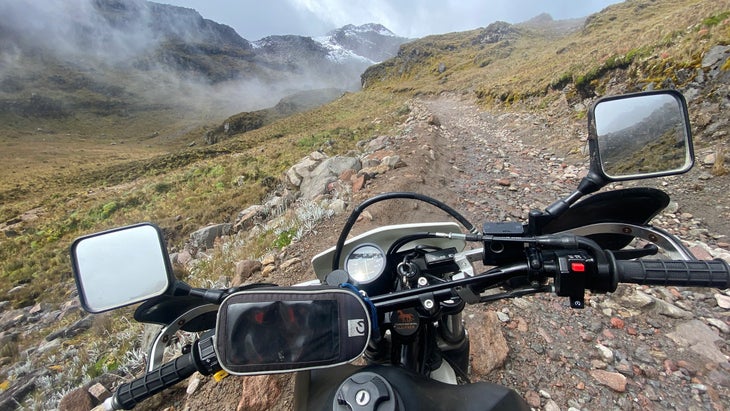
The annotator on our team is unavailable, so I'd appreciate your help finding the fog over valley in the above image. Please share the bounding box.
[0,0,407,120]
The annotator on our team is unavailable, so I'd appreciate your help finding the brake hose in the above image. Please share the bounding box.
[331,192,476,271]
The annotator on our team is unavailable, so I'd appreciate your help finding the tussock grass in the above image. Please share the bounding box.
[363,0,730,108]
[713,147,728,176]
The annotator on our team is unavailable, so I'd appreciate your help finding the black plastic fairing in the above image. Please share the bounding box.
[541,187,670,250]
[134,295,216,332]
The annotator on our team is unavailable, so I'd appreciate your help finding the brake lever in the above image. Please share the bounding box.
[478,285,552,304]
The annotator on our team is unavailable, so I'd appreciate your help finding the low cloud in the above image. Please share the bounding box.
[0,0,358,118]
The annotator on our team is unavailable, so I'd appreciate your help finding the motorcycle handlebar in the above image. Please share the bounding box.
[104,351,199,410]
[98,248,730,410]
[612,257,730,289]
[103,332,220,410]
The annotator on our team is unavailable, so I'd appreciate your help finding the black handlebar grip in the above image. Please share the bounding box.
[615,259,730,289]
[109,351,198,410]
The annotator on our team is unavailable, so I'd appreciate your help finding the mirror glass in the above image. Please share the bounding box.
[592,91,693,180]
[215,288,370,375]
[71,223,173,313]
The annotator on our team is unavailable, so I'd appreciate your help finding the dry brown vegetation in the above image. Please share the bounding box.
[364,0,730,107]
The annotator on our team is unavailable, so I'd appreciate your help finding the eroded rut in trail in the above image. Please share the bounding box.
[172,95,729,411]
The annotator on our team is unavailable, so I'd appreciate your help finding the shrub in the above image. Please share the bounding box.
[702,12,730,27]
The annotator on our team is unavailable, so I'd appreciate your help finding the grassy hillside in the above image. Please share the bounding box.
[0,90,404,307]
[363,0,729,107]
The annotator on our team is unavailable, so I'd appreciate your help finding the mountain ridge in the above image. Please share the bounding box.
[0,0,408,129]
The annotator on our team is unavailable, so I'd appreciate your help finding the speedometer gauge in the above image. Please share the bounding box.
[345,243,386,283]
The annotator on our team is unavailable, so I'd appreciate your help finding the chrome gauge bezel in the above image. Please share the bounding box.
[344,243,386,284]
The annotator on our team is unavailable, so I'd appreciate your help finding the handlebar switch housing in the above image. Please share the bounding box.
[196,331,221,375]
[552,250,595,309]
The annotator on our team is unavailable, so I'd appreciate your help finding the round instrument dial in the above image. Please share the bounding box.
[345,244,386,283]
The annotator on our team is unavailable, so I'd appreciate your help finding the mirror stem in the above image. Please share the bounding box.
[188,287,227,304]
[172,280,226,304]
[544,190,582,217]
[575,170,606,197]
[171,280,192,296]
[544,171,606,217]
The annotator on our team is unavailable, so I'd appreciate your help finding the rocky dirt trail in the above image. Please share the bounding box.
[420,95,730,411]
[202,95,728,411]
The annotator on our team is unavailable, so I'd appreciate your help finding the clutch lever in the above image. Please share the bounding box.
[611,243,659,260]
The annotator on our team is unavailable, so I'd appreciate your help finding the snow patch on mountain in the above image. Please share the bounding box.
[314,36,376,65]
[316,23,408,64]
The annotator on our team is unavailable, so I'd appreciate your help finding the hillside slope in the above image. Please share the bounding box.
[362,0,729,107]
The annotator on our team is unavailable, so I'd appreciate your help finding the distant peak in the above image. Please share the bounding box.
[517,12,584,34]
[318,22,406,63]
[526,13,554,24]
[328,23,397,37]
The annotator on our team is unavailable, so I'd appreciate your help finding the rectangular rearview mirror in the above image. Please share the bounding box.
[589,89,694,181]
[215,287,371,375]
[71,223,175,313]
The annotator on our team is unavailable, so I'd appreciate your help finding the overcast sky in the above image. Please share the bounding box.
[160,0,623,41]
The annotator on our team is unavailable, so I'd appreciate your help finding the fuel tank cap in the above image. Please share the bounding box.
[333,371,398,411]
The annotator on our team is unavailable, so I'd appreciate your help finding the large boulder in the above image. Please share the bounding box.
[285,156,319,187]
[189,223,232,250]
[299,156,361,200]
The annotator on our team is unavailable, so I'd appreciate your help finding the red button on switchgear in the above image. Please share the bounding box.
[571,262,585,272]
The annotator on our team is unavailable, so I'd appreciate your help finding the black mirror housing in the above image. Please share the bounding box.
[588,89,694,182]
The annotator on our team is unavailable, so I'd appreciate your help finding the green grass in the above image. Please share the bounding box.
[702,11,730,27]
[362,1,730,109]
[0,89,404,308]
